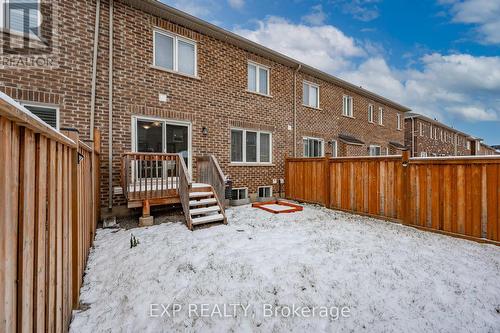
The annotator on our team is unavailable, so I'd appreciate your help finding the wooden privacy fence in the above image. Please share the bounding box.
[285,152,500,245]
[0,93,101,333]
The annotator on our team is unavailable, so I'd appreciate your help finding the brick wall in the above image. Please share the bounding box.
[405,117,472,157]
[1,0,408,210]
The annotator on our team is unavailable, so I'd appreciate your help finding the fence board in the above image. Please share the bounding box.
[286,155,500,244]
[0,94,101,332]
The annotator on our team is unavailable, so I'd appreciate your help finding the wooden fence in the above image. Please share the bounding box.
[0,93,101,333]
[285,152,500,245]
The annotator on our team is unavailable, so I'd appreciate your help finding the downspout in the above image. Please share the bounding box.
[411,117,415,157]
[293,64,301,157]
[89,0,100,138]
[108,0,114,210]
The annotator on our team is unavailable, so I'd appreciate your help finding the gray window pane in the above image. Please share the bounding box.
[231,130,243,162]
[178,40,195,75]
[154,32,173,70]
[248,64,256,92]
[8,0,39,35]
[304,139,309,157]
[303,83,309,105]
[246,131,257,162]
[310,86,318,108]
[258,68,268,94]
[260,133,270,163]
[24,105,57,128]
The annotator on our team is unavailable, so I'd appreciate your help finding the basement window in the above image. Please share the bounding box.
[153,29,197,76]
[231,188,248,200]
[22,103,59,129]
[258,186,272,198]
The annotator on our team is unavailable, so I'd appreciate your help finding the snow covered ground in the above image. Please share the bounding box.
[70,204,500,333]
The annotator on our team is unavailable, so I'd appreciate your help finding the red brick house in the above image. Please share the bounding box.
[0,0,409,217]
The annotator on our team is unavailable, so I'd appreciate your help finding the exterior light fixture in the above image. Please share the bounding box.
[202,127,208,135]
[78,152,84,164]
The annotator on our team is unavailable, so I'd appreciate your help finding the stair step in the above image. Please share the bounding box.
[189,191,213,198]
[190,205,220,215]
[191,213,225,226]
[189,198,217,207]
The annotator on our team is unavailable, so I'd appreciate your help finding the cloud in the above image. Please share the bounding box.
[301,5,327,26]
[332,0,382,22]
[228,0,245,10]
[234,16,365,73]
[439,0,500,44]
[234,16,500,124]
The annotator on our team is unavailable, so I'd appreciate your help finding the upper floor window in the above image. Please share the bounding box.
[419,123,423,136]
[342,95,353,117]
[378,107,383,125]
[1,0,41,37]
[397,113,402,130]
[303,81,319,108]
[231,129,272,164]
[153,30,197,76]
[303,137,324,157]
[368,104,374,123]
[247,62,269,95]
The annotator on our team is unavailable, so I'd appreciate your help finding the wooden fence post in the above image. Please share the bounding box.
[401,150,410,224]
[324,152,331,207]
[61,129,80,309]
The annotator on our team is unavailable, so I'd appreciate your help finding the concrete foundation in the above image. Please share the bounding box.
[139,216,154,227]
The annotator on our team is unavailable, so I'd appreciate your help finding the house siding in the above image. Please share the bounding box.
[1,0,408,210]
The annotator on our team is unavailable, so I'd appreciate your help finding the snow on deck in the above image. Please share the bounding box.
[70,204,500,332]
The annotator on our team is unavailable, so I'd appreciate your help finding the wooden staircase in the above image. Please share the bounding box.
[187,184,227,229]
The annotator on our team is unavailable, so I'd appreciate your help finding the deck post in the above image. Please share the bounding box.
[139,199,153,227]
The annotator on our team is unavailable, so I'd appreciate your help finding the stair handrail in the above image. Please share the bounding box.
[197,154,226,209]
[177,153,193,229]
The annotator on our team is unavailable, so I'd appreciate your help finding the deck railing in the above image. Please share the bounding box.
[177,154,193,228]
[121,152,183,201]
[197,154,226,208]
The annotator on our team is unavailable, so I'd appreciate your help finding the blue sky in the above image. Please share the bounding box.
[162,0,500,145]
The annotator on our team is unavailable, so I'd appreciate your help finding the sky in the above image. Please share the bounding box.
[161,0,500,145]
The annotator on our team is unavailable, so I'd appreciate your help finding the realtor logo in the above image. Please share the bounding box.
[0,0,59,68]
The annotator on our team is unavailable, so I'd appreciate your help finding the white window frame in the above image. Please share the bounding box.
[378,107,383,125]
[420,151,427,157]
[302,81,320,108]
[397,113,402,130]
[331,139,338,157]
[419,123,423,136]
[231,187,248,200]
[230,128,272,164]
[153,28,198,77]
[342,95,353,117]
[21,102,60,130]
[368,104,374,123]
[369,145,381,156]
[303,137,324,157]
[257,186,273,198]
[247,61,270,96]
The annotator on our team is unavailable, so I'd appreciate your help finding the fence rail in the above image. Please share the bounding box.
[285,152,500,244]
[0,93,101,332]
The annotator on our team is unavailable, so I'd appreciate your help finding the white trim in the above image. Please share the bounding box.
[153,28,197,77]
[230,127,273,164]
[368,104,374,123]
[303,136,324,157]
[302,80,320,109]
[131,115,193,175]
[21,102,60,130]
[342,95,353,117]
[378,107,383,125]
[247,61,270,96]
[257,186,273,198]
[397,113,402,130]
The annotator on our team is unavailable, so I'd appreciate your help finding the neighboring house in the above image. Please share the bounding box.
[0,0,409,213]
[477,143,500,156]
[405,113,474,157]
